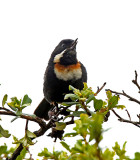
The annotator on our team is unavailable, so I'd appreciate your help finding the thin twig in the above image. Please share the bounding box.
[0,110,47,129]
[95,82,106,96]
[106,89,140,105]
[125,109,131,121]
[112,109,140,128]
[132,70,140,93]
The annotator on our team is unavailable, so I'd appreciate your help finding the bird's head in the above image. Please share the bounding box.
[51,39,78,65]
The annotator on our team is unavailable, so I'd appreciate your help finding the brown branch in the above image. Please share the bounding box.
[132,70,140,93]
[106,89,140,105]
[95,82,106,96]
[0,105,76,159]
[9,118,53,160]
[81,101,91,116]
[0,109,53,160]
[125,109,131,121]
[112,109,140,128]
[0,110,47,129]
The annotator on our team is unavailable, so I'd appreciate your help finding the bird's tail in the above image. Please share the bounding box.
[34,98,53,120]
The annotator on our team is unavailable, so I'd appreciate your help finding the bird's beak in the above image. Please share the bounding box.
[70,38,78,50]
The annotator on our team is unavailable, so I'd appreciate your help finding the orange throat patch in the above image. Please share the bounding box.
[54,62,82,81]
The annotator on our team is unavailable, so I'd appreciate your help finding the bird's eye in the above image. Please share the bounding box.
[61,43,65,48]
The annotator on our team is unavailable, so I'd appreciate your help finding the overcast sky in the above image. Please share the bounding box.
[0,0,140,159]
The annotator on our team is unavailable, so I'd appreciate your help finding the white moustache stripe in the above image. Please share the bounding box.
[53,49,66,63]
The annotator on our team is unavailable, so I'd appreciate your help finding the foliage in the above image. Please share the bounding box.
[0,83,140,159]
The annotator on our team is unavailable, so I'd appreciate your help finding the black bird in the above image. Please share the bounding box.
[34,39,87,120]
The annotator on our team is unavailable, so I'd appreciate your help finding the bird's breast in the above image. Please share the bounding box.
[54,62,82,81]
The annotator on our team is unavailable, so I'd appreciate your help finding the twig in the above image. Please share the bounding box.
[9,119,53,160]
[25,120,29,131]
[125,109,131,121]
[112,109,140,128]
[106,89,140,105]
[0,110,47,129]
[0,107,11,112]
[132,70,140,93]
[27,147,34,160]
[81,101,91,116]
[95,82,106,96]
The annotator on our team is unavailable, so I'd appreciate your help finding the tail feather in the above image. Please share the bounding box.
[34,98,53,120]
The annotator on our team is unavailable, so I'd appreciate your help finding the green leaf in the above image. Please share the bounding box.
[26,130,36,138]
[134,152,140,160]
[89,113,103,142]
[0,145,7,155]
[116,105,125,109]
[86,94,94,104]
[112,141,129,159]
[73,111,87,117]
[108,95,119,109]
[22,94,32,107]
[69,85,76,91]
[64,132,78,137]
[62,101,79,106]
[2,94,8,107]
[38,148,52,157]
[16,110,22,116]
[61,141,71,152]
[64,93,79,101]
[94,99,103,111]
[55,122,66,130]
[0,125,11,138]
[16,147,27,160]
[106,90,112,100]
[7,97,21,110]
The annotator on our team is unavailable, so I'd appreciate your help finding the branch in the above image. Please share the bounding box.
[0,105,76,159]
[132,70,140,93]
[106,89,140,105]
[112,109,140,128]
[95,82,106,96]
[9,118,53,160]
[0,109,47,129]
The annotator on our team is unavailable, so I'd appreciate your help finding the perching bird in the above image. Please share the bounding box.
[34,39,87,120]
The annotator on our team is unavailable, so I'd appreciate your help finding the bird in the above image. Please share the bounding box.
[34,38,87,120]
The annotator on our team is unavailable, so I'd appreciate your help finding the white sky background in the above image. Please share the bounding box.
[0,0,140,159]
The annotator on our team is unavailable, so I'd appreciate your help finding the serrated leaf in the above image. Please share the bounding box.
[2,94,8,107]
[61,141,71,152]
[55,122,66,130]
[86,94,95,104]
[26,130,36,138]
[0,125,11,138]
